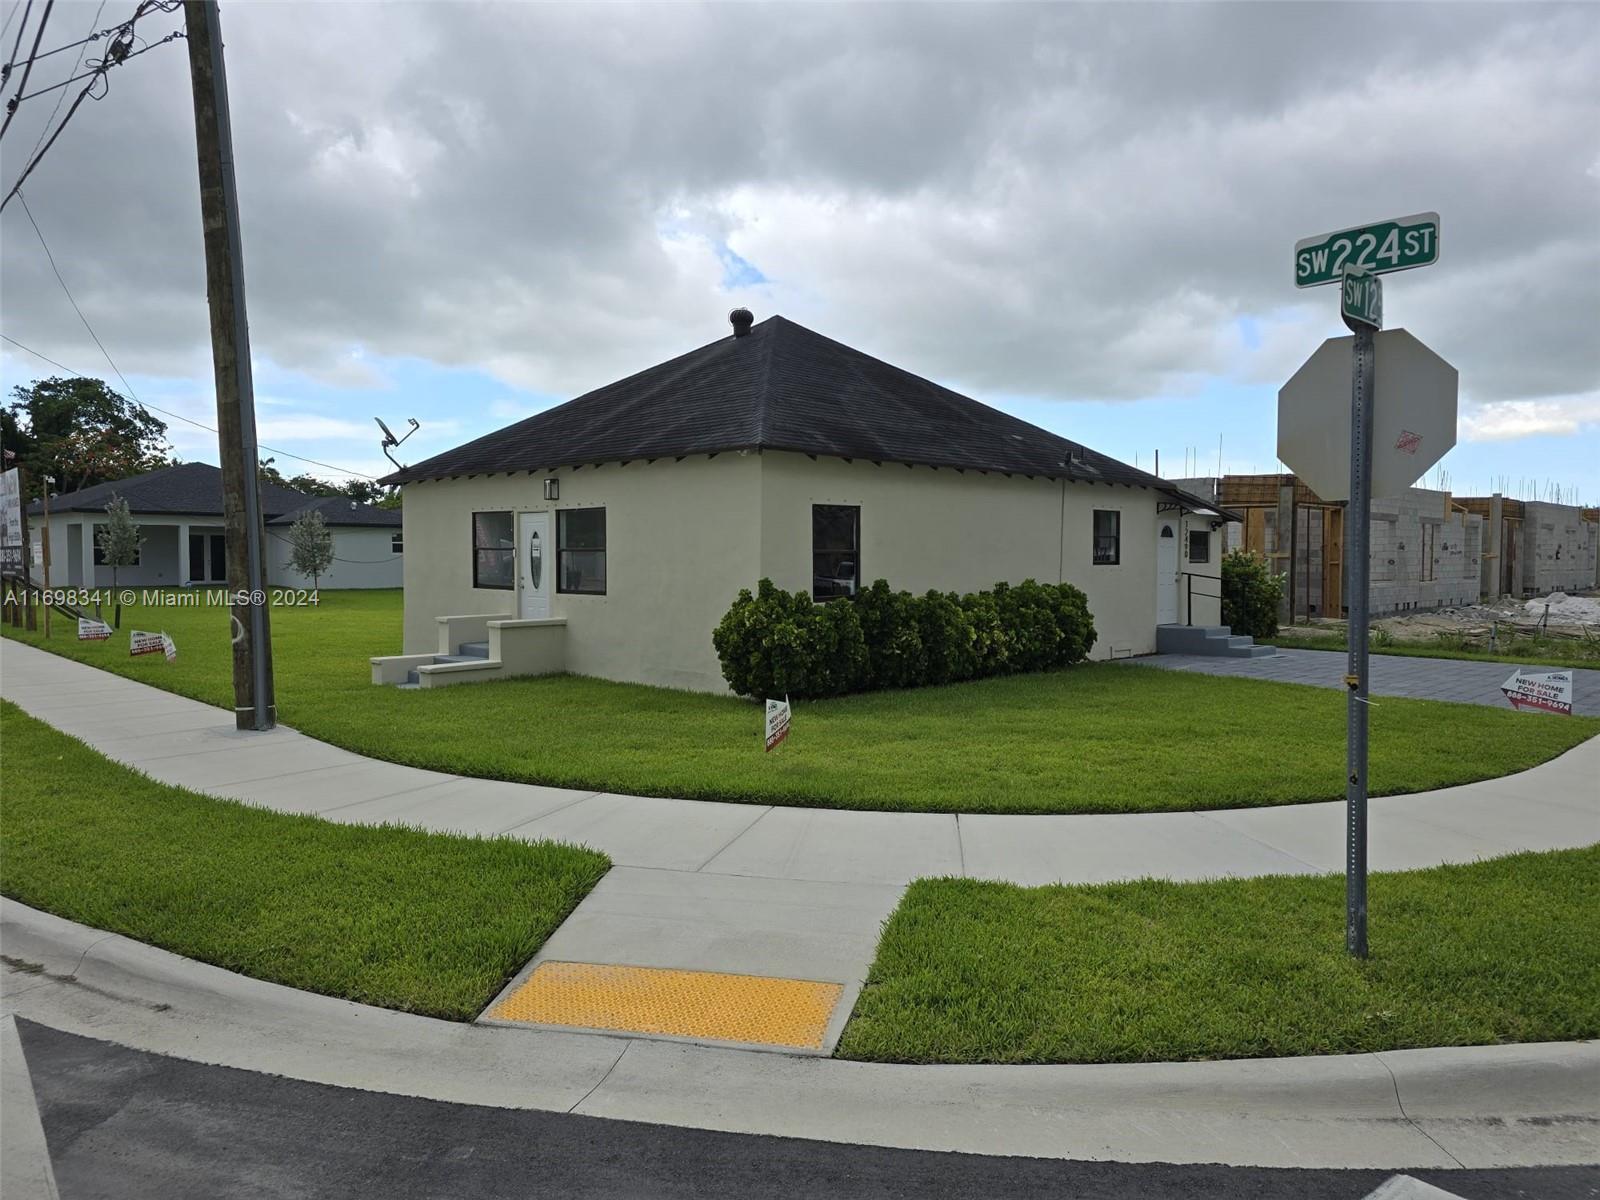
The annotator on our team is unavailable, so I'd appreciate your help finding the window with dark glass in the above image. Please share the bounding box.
[1188,529,1209,563]
[812,504,860,599]
[391,532,404,554]
[1093,510,1120,565]
[472,511,514,589]
[558,507,606,594]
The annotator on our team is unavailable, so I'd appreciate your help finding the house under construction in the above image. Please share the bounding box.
[1173,475,1599,624]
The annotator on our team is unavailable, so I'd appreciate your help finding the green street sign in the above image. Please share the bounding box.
[1294,212,1439,288]
[1340,269,1382,331]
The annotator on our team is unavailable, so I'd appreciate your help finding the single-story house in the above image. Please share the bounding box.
[27,461,402,590]
[376,311,1237,692]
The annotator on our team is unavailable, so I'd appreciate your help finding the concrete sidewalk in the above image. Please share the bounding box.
[1119,646,1600,715]
[3,637,1597,1054]
[4,899,1595,1171]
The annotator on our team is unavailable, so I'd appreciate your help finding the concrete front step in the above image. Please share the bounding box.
[1156,623,1274,658]
[459,642,491,659]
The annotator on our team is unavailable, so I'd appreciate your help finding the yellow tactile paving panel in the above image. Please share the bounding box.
[488,961,845,1050]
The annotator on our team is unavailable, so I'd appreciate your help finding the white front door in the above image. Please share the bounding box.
[1156,521,1179,625]
[517,511,551,620]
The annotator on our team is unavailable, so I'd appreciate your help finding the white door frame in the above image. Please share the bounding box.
[516,510,552,620]
[1156,519,1179,625]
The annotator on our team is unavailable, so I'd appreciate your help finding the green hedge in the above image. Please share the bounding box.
[1221,549,1283,639]
[713,578,1097,700]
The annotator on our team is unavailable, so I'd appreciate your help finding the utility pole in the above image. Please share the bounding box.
[19,467,35,630]
[40,474,51,637]
[185,0,274,730]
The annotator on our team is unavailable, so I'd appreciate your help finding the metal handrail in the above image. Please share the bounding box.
[1179,570,1222,626]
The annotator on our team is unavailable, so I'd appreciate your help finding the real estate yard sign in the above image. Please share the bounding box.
[78,618,113,640]
[0,467,21,575]
[130,630,166,657]
[1500,670,1573,716]
[764,696,791,752]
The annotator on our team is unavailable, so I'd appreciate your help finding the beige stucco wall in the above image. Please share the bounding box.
[757,452,1163,661]
[400,455,761,692]
[400,449,1195,692]
[1174,510,1224,627]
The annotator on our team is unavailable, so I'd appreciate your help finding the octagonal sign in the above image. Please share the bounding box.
[1277,328,1457,503]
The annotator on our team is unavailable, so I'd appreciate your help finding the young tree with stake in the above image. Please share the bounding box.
[287,509,334,592]
[97,496,144,626]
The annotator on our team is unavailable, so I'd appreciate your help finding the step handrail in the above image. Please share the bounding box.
[1179,571,1223,627]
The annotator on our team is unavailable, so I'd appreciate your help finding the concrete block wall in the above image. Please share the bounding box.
[1367,488,1482,614]
[1520,502,1598,595]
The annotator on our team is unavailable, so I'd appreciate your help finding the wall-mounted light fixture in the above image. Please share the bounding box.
[544,478,559,501]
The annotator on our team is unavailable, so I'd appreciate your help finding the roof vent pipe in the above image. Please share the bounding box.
[729,308,754,337]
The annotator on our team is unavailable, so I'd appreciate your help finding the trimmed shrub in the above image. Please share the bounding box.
[915,590,977,685]
[712,580,867,700]
[714,577,1098,698]
[855,580,927,689]
[1221,549,1283,639]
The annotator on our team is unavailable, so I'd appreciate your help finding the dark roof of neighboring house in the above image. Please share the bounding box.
[26,461,398,526]
[381,315,1235,517]
[266,495,401,527]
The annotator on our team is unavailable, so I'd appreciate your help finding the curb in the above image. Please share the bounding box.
[2,899,1595,1171]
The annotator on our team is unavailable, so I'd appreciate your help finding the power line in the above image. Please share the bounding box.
[2,0,32,81]
[22,0,101,168]
[0,0,52,141]
[0,0,182,208]
[0,333,384,482]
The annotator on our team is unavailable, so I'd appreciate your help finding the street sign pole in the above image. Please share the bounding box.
[1344,321,1375,959]
[1283,214,1450,962]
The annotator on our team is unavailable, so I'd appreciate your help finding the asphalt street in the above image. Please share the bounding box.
[17,1021,1597,1200]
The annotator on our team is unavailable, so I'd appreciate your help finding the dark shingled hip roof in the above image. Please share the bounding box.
[266,495,401,528]
[27,461,399,526]
[382,315,1231,516]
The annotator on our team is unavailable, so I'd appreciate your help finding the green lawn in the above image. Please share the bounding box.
[0,701,609,1019]
[836,850,1600,1064]
[3,589,1595,815]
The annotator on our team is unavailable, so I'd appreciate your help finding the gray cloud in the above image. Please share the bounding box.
[2,1,1596,432]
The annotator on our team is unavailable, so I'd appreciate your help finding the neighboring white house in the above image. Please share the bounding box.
[375,312,1236,692]
[27,462,403,590]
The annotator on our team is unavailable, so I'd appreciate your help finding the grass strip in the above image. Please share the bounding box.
[836,851,1600,1064]
[4,590,1596,814]
[0,701,609,1019]
[1267,632,1599,672]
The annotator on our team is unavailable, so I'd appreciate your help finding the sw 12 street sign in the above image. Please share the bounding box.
[1341,269,1382,331]
[1294,212,1439,288]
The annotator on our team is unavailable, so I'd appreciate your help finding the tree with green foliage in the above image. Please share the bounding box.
[1221,549,1284,639]
[96,496,144,604]
[287,509,335,591]
[3,378,172,499]
[259,460,396,507]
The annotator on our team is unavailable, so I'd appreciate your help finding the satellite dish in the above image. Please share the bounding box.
[375,416,421,470]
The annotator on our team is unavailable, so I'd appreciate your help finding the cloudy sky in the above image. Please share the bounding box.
[2,0,1596,502]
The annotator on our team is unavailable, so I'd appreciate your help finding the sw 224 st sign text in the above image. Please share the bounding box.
[1294,212,1440,288]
